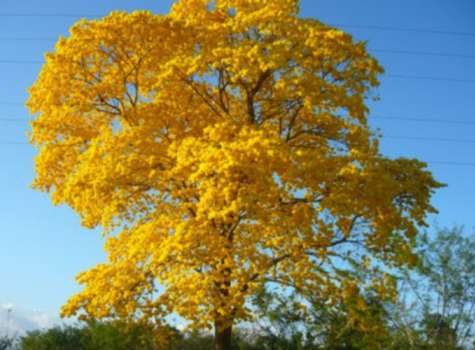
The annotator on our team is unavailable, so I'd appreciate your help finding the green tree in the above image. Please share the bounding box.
[18,321,179,350]
[19,326,84,350]
[390,226,475,350]
[16,322,260,350]
[0,336,15,350]
[250,286,394,350]
[82,320,172,350]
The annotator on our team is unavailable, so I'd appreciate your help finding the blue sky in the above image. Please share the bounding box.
[0,0,474,330]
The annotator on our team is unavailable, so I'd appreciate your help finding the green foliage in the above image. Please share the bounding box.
[19,326,84,350]
[17,321,177,350]
[387,226,475,350]
[0,336,15,350]
[249,287,392,350]
[83,320,166,350]
[12,226,475,349]
[170,330,214,350]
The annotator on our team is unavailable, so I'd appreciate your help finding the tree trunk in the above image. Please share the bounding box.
[214,321,232,350]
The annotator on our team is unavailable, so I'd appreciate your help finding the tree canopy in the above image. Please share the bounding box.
[27,0,442,348]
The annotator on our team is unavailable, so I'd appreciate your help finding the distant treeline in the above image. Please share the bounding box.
[2,226,475,350]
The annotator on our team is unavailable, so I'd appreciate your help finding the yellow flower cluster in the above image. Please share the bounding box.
[27,0,442,332]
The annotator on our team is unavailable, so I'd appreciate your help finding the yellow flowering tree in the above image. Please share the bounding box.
[27,1,442,349]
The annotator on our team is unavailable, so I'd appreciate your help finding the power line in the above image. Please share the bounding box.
[0,37,473,62]
[0,40,473,63]
[4,136,475,145]
[371,116,475,126]
[372,49,475,60]
[1,62,475,84]
[428,161,475,167]
[0,118,30,122]
[0,38,474,62]
[1,138,474,168]
[1,57,475,84]
[0,60,42,64]
[331,23,475,38]
[0,112,474,127]
[0,37,56,41]
[3,50,475,63]
[0,114,458,126]
[0,13,102,18]
[1,141,474,167]
[385,74,475,84]
[1,115,473,127]
[385,136,475,144]
[0,13,472,38]
[0,102,24,106]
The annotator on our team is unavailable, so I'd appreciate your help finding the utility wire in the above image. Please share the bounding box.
[0,70,474,84]
[137,129,473,145]
[428,161,475,167]
[1,115,474,127]
[0,37,474,62]
[3,136,475,145]
[0,60,42,64]
[0,13,102,18]
[371,49,475,60]
[1,43,474,62]
[371,116,475,126]
[385,136,475,144]
[2,139,474,168]
[0,13,472,37]
[0,118,30,122]
[3,52,475,64]
[331,23,475,38]
[4,141,475,168]
[385,74,475,84]
[2,141,474,167]
[0,37,56,41]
